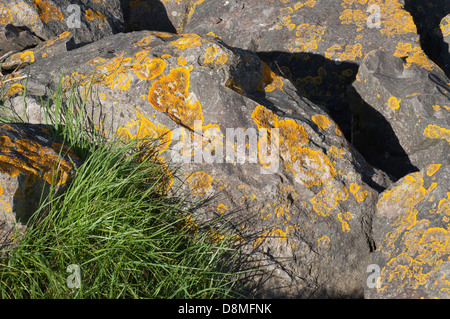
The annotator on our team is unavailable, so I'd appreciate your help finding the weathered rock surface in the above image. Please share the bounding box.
[0,123,81,252]
[365,163,449,299]
[0,0,124,46]
[404,0,450,76]
[177,0,436,137]
[0,24,41,59]
[1,30,392,298]
[351,49,450,178]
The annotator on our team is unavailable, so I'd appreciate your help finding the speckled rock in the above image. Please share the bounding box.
[404,0,450,76]
[0,123,81,252]
[365,163,450,299]
[351,49,450,178]
[177,0,434,137]
[1,31,392,298]
[0,0,124,45]
[0,24,41,59]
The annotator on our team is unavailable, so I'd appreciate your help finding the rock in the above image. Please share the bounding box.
[0,31,393,297]
[0,123,81,252]
[0,0,124,45]
[351,49,450,178]
[0,24,41,59]
[119,0,177,33]
[178,0,430,138]
[404,0,450,76]
[365,163,450,299]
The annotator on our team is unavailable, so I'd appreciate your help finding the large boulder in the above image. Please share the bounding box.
[0,0,124,45]
[351,49,450,179]
[178,0,433,138]
[0,123,81,252]
[404,0,450,76]
[365,163,449,299]
[0,31,392,297]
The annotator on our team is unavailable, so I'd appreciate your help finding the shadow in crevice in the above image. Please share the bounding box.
[119,0,177,33]
[255,50,419,180]
[404,0,450,77]
[256,51,359,142]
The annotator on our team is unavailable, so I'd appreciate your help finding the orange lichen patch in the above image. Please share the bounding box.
[285,24,326,52]
[311,114,332,130]
[0,136,14,153]
[379,226,450,294]
[377,170,440,254]
[426,164,441,177]
[388,96,401,110]
[317,235,331,250]
[7,51,35,65]
[31,0,63,23]
[253,228,290,248]
[170,34,203,50]
[350,182,368,203]
[217,203,227,214]
[0,3,13,24]
[61,72,87,91]
[85,9,106,22]
[441,16,450,37]
[134,56,166,81]
[437,193,450,216]
[257,62,284,92]
[337,212,352,233]
[15,139,74,185]
[311,181,348,216]
[178,56,187,66]
[394,42,435,71]
[116,111,173,154]
[186,171,213,196]
[148,67,204,129]
[40,31,71,50]
[339,8,367,31]
[0,154,37,178]
[423,125,450,144]
[4,84,25,99]
[203,45,228,67]
[134,35,155,47]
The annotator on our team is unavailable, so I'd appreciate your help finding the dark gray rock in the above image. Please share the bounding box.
[1,30,392,298]
[0,123,82,252]
[351,49,450,178]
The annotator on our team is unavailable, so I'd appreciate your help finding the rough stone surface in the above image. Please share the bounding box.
[178,0,435,138]
[365,163,450,299]
[0,24,41,59]
[1,30,392,298]
[0,123,81,252]
[351,49,450,179]
[0,0,124,45]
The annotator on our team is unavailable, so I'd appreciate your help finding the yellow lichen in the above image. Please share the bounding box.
[4,84,25,99]
[31,0,63,23]
[0,3,13,24]
[257,62,284,92]
[423,125,450,144]
[85,9,106,22]
[388,96,401,110]
[311,114,332,130]
[148,67,204,129]
[186,171,213,196]
[203,45,228,67]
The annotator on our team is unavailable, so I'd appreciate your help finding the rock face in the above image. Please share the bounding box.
[365,163,449,299]
[351,49,450,179]
[1,30,392,297]
[0,123,81,252]
[178,0,433,137]
[0,0,448,299]
[0,0,124,44]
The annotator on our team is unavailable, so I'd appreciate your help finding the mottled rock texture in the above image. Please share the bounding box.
[0,123,81,252]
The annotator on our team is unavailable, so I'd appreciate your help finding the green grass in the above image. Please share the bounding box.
[0,73,241,298]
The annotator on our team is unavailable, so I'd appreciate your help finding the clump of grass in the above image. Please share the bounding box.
[0,73,240,298]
